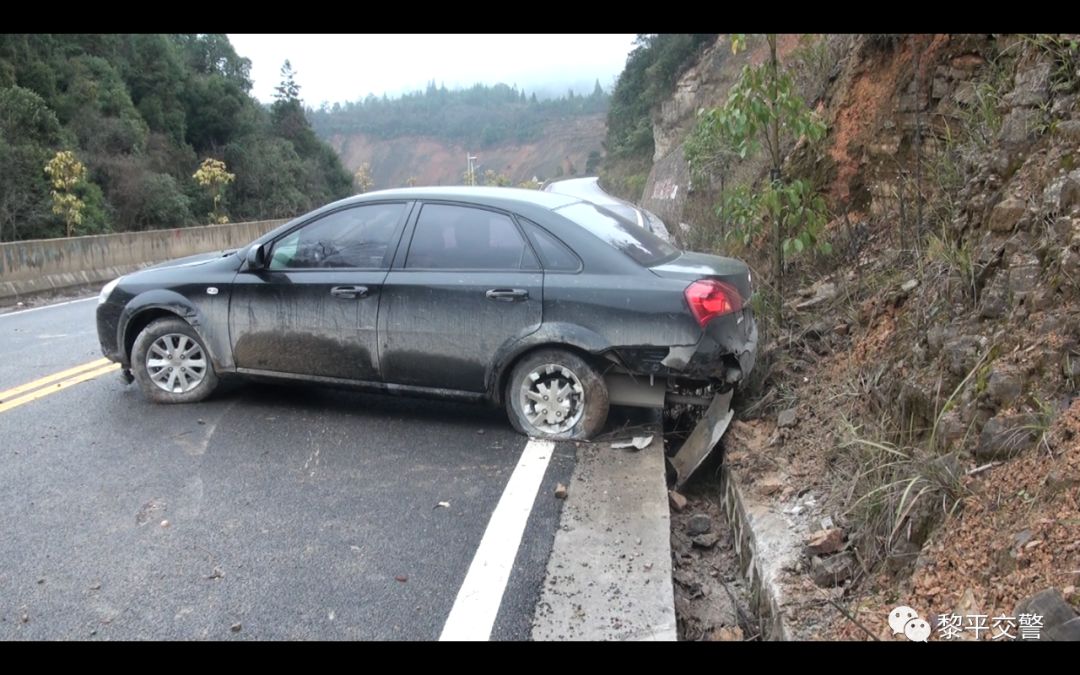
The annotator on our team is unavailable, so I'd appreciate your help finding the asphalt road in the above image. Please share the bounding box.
[0,297,578,640]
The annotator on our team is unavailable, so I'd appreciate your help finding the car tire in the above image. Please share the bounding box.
[506,348,608,441]
[131,317,219,404]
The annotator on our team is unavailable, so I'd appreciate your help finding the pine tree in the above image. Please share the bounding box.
[274,60,300,103]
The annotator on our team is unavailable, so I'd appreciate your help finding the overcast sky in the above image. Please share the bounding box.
[227,34,637,106]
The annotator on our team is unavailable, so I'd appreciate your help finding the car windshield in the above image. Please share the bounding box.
[555,202,678,267]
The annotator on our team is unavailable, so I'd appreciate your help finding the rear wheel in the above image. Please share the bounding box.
[131,317,219,404]
[506,349,608,440]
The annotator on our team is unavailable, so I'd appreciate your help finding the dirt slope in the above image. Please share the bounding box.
[645,33,1080,640]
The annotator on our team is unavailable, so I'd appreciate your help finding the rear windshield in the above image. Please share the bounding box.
[555,202,678,267]
[605,203,642,226]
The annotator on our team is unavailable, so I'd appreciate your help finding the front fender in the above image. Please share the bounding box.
[118,289,227,369]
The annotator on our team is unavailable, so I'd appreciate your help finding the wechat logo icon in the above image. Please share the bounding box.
[890,606,931,642]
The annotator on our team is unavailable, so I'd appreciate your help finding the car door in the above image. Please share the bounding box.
[229,201,410,381]
[378,202,542,392]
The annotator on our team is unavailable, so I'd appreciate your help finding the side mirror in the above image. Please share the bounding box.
[245,244,268,271]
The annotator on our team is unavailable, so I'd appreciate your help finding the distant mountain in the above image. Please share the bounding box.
[327,114,606,189]
[308,81,609,187]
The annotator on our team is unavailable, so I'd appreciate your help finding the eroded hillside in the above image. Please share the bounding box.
[621,34,1080,641]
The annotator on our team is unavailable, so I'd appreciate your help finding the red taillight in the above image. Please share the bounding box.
[684,279,742,327]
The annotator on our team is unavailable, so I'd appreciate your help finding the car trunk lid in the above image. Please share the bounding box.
[648,251,752,300]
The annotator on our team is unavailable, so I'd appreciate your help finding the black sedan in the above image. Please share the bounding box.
[96,187,758,440]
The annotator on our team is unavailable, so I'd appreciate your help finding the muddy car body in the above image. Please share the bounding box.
[97,186,757,440]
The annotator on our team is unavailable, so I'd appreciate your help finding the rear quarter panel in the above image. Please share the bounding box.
[541,272,700,349]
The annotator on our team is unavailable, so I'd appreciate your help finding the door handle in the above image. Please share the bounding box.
[330,285,369,299]
[485,288,528,302]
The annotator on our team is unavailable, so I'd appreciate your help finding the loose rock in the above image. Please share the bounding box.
[758,476,785,496]
[686,514,712,536]
[988,196,1026,233]
[986,369,1023,408]
[668,490,688,512]
[1013,529,1034,548]
[1047,617,1080,641]
[554,483,568,500]
[975,414,1041,460]
[1060,172,1080,213]
[1058,120,1080,143]
[811,552,856,587]
[805,528,846,556]
[1012,588,1077,631]
[691,533,721,549]
[708,626,744,641]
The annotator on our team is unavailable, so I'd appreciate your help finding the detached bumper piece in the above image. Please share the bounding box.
[669,389,734,488]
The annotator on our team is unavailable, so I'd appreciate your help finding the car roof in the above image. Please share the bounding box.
[249,183,662,276]
[543,177,633,208]
[343,186,581,210]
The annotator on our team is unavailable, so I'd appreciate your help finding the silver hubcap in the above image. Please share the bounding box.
[146,334,207,394]
[519,364,585,434]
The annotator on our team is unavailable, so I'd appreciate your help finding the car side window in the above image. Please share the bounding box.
[269,203,405,270]
[521,219,582,272]
[406,204,534,270]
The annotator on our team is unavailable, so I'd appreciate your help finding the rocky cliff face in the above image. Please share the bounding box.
[644,34,1080,641]
[640,34,834,231]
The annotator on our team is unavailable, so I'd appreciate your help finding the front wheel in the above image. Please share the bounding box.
[506,349,608,441]
[131,317,219,404]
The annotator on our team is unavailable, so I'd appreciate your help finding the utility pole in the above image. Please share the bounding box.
[466,154,478,186]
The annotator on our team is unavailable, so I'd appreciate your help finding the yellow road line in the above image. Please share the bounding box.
[0,358,112,403]
[0,362,120,414]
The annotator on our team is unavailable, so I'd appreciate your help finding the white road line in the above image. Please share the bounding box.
[439,439,555,641]
[0,296,96,318]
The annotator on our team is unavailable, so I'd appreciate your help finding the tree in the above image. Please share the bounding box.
[0,85,61,241]
[44,151,88,237]
[193,157,235,223]
[271,59,310,145]
[273,60,300,103]
[586,150,602,175]
[482,168,510,187]
[0,35,350,240]
[684,34,829,327]
[354,163,374,193]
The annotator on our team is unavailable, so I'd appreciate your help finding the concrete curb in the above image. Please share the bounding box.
[719,463,802,640]
[531,437,677,641]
